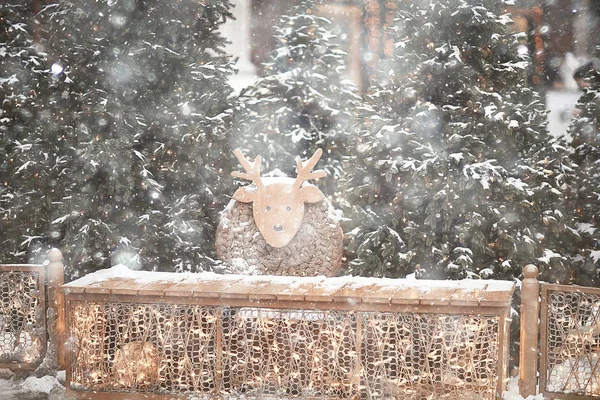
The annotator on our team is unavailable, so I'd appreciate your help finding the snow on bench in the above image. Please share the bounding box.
[62,264,514,308]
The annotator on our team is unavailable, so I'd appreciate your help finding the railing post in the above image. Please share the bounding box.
[47,248,66,370]
[519,264,539,397]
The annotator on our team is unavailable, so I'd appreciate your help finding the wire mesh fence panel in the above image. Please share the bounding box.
[63,271,514,399]
[0,267,46,368]
[221,308,358,398]
[541,285,600,397]
[67,301,505,399]
[360,312,500,400]
[68,301,220,395]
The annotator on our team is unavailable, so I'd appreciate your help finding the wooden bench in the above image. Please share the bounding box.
[62,266,514,399]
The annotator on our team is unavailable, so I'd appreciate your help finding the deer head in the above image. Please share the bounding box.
[231,148,327,248]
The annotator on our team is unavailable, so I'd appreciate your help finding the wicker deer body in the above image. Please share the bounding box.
[216,149,343,276]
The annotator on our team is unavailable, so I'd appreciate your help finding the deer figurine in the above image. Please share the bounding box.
[215,149,343,276]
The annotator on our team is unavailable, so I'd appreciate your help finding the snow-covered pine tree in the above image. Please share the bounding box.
[231,0,367,203]
[0,2,66,263]
[9,0,237,278]
[346,0,577,282]
[568,55,600,286]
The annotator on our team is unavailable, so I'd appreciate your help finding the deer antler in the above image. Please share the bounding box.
[232,149,263,191]
[294,148,327,189]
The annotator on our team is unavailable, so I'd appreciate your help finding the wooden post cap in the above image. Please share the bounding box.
[522,264,538,279]
[48,248,63,263]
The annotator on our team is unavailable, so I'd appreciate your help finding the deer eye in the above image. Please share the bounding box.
[286,206,291,211]
[266,206,271,211]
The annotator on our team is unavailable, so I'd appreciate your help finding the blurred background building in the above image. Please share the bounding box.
[223,0,599,137]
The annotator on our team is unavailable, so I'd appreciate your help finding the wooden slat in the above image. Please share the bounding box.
[191,279,244,298]
[419,287,458,306]
[134,281,181,296]
[62,285,85,294]
[391,287,426,305]
[479,288,514,307]
[84,278,136,295]
[277,281,323,302]
[0,264,43,272]
[449,286,487,306]
[64,388,191,400]
[163,282,197,297]
[0,264,42,268]
[220,280,271,300]
[107,280,152,296]
[362,285,402,304]
[305,281,351,302]
[108,278,141,295]
[333,284,377,303]
[248,282,294,301]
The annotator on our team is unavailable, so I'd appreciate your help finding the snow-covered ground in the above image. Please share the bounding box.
[0,373,542,399]
[0,371,64,400]
[503,377,544,400]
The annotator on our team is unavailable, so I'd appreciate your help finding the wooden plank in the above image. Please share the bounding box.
[220,280,271,300]
[449,286,487,306]
[191,279,244,298]
[391,286,426,305]
[361,285,402,304]
[0,361,37,371]
[62,285,85,294]
[108,280,152,296]
[305,280,351,302]
[479,288,514,307]
[541,282,600,296]
[163,282,197,297]
[277,281,323,302]
[334,283,377,303]
[419,287,458,306]
[0,264,43,272]
[248,282,294,301]
[134,280,181,296]
[108,278,141,295]
[64,388,192,400]
[84,278,137,295]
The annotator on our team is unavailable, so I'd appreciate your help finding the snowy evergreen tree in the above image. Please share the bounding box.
[3,0,236,278]
[231,0,368,203]
[0,2,63,263]
[568,56,600,286]
[345,0,577,282]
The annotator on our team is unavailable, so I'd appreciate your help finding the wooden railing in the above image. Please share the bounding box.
[61,267,515,400]
[520,265,600,399]
[0,248,65,371]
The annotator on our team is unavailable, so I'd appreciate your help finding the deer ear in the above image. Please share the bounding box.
[300,185,325,203]
[233,187,256,203]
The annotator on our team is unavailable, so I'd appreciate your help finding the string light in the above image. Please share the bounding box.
[69,299,501,397]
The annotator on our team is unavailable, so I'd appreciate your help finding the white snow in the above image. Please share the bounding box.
[64,265,515,294]
[537,249,563,264]
[0,379,15,392]
[21,375,63,394]
[449,152,464,162]
[576,222,597,235]
[506,177,531,194]
[591,250,600,264]
[503,376,544,400]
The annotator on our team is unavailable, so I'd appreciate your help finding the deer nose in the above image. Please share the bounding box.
[274,224,283,232]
